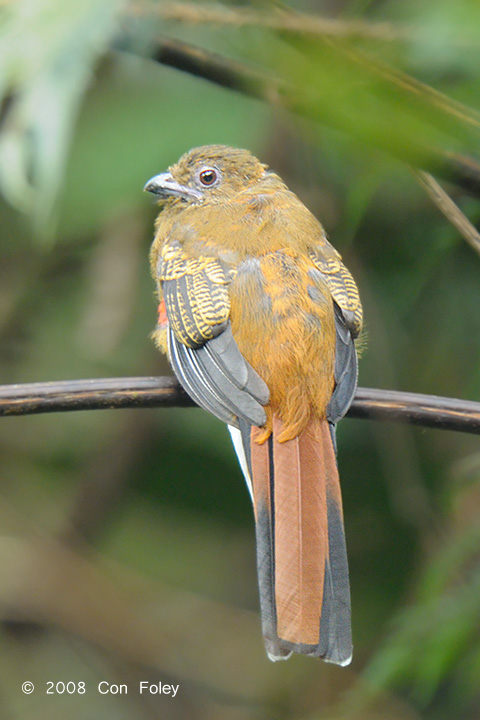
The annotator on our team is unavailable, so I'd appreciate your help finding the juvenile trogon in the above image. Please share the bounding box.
[145,145,362,664]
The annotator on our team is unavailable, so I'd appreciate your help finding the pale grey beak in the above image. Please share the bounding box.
[143,172,202,202]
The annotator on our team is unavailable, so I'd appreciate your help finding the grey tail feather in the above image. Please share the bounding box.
[254,433,292,661]
[317,486,352,665]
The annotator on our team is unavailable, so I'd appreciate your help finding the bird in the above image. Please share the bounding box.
[145,145,362,664]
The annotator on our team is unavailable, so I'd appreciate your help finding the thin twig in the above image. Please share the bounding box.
[1,377,479,435]
[130,2,480,48]
[183,3,398,40]
[412,168,480,257]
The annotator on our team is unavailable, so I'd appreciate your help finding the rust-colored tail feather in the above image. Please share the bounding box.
[248,416,352,664]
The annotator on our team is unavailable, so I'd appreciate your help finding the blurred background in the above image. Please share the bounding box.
[1,1,480,718]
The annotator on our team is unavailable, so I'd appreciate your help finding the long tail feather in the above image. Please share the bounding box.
[318,421,352,665]
[272,415,327,648]
[232,416,352,664]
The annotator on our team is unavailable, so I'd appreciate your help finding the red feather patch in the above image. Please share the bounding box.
[157,299,168,328]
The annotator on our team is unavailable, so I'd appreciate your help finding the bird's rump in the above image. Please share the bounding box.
[230,248,337,440]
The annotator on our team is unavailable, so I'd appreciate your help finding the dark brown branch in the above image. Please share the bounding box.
[1,377,479,435]
[142,37,480,198]
[0,376,193,415]
[349,387,480,434]
[151,37,274,102]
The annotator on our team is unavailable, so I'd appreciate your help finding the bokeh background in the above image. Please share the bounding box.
[1,1,480,718]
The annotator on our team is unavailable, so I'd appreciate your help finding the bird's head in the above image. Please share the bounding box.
[144,145,269,205]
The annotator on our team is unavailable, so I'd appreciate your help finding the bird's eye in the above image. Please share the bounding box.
[199,168,218,186]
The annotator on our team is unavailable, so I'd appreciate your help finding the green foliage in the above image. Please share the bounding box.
[0,0,125,235]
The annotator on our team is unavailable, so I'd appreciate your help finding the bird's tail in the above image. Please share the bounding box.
[229,415,352,664]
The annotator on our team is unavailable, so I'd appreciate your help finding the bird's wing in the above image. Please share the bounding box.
[156,237,269,428]
[307,247,361,425]
[308,247,363,338]
[326,302,359,425]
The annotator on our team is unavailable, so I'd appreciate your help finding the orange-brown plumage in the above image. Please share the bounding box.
[146,144,362,663]
[230,249,336,440]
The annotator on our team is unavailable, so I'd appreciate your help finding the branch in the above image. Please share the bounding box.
[1,377,479,435]
[149,37,274,102]
[0,376,192,415]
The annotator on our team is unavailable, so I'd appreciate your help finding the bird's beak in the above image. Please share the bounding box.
[143,172,202,202]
